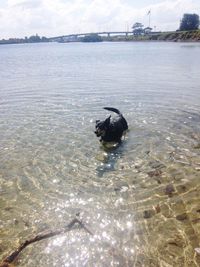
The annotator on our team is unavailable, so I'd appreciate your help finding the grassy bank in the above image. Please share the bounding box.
[103,30,200,42]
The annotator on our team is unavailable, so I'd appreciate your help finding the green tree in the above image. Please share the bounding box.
[179,13,199,31]
[41,36,48,42]
[82,34,102,42]
[28,34,41,42]
[132,22,144,35]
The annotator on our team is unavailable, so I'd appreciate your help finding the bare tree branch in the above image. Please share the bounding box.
[0,218,93,267]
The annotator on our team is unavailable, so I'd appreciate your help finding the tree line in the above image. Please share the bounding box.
[0,34,49,45]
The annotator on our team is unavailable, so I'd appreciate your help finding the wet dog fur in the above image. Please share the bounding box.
[94,107,128,143]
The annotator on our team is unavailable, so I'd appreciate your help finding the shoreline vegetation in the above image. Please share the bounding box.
[0,35,48,45]
[0,30,200,45]
[105,30,200,42]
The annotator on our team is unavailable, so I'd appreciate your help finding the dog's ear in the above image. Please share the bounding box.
[96,120,100,124]
[104,116,111,126]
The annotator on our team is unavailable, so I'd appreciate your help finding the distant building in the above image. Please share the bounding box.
[144,27,153,34]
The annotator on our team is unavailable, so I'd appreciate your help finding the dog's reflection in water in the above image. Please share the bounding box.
[96,141,125,177]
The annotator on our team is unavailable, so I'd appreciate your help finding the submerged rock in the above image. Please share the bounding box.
[194,143,200,149]
[176,213,188,221]
[149,160,165,169]
[167,233,186,248]
[165,184,175,197]
[143,209,154,219]
[147,169,162,178]
[154,204,161,214]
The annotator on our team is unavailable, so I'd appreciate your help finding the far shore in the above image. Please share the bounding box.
[101,30,200,43]
[0,30,200,45]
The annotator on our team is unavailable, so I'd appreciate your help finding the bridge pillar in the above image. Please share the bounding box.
[107,33,110,37]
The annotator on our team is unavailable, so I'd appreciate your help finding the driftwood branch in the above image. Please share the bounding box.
[0,218,93,267]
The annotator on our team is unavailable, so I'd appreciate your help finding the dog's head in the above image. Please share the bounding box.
[94,116,111,137]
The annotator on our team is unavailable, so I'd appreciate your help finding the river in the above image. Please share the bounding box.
[0,41,200,266]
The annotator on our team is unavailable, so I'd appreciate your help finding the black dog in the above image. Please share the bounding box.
[94,107,128,143]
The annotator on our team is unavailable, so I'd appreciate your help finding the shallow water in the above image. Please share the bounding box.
[0,42,200,266]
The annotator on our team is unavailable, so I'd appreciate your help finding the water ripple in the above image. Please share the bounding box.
[1,42,200,266]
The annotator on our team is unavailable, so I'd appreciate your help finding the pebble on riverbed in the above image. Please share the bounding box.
[194,143,200,149]
[165,184,175,197]
[148,160,166,169]
[176,213,188,221]
[147,169,162,178]
[143,209,155,219]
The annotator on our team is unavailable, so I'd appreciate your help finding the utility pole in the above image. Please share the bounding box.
[125,21,129,32]
[147,10,151,28]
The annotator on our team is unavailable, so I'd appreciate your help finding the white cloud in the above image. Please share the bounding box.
[0,0,199,38]
[149,0,200,31]
[7,0,42,8]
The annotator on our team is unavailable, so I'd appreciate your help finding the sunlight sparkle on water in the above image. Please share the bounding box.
[126,221,133,229]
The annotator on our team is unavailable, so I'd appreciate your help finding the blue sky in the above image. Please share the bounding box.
[0,0,199,38]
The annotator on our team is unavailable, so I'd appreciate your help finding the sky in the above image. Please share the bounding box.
[0,0,199,39]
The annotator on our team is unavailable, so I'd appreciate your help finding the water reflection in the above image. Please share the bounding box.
[96,140,127,177]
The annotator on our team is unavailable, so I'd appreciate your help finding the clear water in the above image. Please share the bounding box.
[0,42,200,267]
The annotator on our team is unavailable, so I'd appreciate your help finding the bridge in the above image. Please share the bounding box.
[48,31,134,42]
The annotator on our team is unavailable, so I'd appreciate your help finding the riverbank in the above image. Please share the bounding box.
[103,30,200,42]
[0,35,48,45]
[1,30,200,45]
